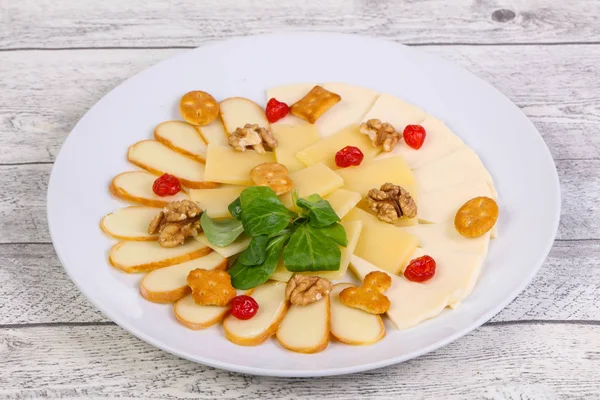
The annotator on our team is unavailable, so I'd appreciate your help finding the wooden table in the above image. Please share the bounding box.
[1,1,599,398]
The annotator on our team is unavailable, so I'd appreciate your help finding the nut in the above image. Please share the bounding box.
[187,268,236,307]
[366,182,417,223]
[285,275,333,306]
[148,200,203,247]
[228,123,277,153]
[250,162,293,195]
[339,271,392,314]
[359,119,400,152]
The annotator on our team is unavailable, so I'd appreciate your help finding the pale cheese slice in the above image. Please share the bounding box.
[378,116,464,169]
[400,222,490,255]
[324,188,362,219]
[110,171,189,208]
[195,233,251,258]
[315,83,379,137]
[154,120,208,161]
[276,296,330,353]
[101,206,159,241]
[361,93,427,132]
[219,97,269,134]
[267,83,317,126]
[197,118,229,147]
[174,289,247,330]
[189,186,245,218]
[204,144,275,185]
[296,125,379,170]
[270,258,293,282]
[280,163,344,208]
[272,124,321,172]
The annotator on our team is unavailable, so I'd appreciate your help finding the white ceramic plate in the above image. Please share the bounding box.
[47,33,560,377]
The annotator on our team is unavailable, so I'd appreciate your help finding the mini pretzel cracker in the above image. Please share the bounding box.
[455,196,499,238]
[250,162,293,195]
[187,268,236,307]
[179,91,220,126]
[290,85,341,123]
[339,271,392,314]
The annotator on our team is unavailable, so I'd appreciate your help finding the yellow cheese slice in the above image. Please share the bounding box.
[400,222,491,255]
[110,171,189,208]
[280,163,344,208]
[419,178,492,224]
[189,186,245,218]
[361,93,427,132]
[296,125,379,170]
[204,144,275,185]
[342,208,418,274]
[330,283,385,345]
[266,83,317,126]
[197,118,229,147]
[315,83,379,137]
[324,188,362,219]
[100,206,159,241]
[154,120,208,161]
[219,97,269,134]
[270,258,293,282]
[194,233,251,258]
[272,124,321,172]
[276,296,330,353]
[378,116,464,169]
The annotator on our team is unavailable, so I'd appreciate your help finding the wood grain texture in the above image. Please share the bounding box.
[2,240,598,325]
[0,323,598,399]
[1,45,599,164]
[2,0,600,49]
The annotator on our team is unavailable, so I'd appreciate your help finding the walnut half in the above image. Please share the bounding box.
[148,200,202,247]
[285,275,333,306]
[228,123,277,153]
[359,119,400,152]
[366,183,417,224]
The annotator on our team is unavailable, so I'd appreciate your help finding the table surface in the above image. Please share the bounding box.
[1,0,599,399]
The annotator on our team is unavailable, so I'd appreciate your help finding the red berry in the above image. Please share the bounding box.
[335,146,364,168]
[152,173,181,197]
[265,98,289,123]
[404,255,436,283]
[403,124,426,149]
[230,295,259,320]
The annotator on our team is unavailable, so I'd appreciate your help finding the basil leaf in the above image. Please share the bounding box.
[319,222,348,247]
[238,235,268,266]
[240,186,296,236]
[282,224,341,272]
[229,233,290,290]
[228,197,242,220]
[199,213,244,247]
[296,194,340,228]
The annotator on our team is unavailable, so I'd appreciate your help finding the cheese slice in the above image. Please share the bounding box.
[110,171,189,208]
[361,93,427,132]
[296,125,379,170]
[350,250,485,330]
[280,163,344,208]
[197,118,229,146]
[324,188,362,219]
[189,186,245,218]
[330,283,385,345]
[223,281,288,346]
[342,208,418,274]
[100,206,159,241]
[266,83,317,126]
[204,144,275,185]
[154,120,208,161]
[270,258,293,282]
[400,222,491,255]
[194,233,251,258]
[276,296,330,353]
[219,97,269,134]
[413,147,495,195]
[315,83,379,137]
[174,289,248,330]
[419,178,492,224]
[272,124,321,172]
[378,116,464,169]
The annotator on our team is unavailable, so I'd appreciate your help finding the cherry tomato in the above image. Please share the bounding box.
[404,255,436,282]
[230,295,259,320]
[152,173,181,197]
[403,124,426,149]
[335,146,364,168]
[265,98,290,123]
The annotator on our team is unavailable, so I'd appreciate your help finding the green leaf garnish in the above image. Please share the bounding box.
[318,222,348,247]
[296,194,340,228]
[282,224,341,272]
[238,235,269,266]
[240,186,297,236]
[199,213,244,247]
[228,197,242,220]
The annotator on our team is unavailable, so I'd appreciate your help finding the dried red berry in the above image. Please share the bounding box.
[404,255,436,283]
[230,295,259,320]
[152,173,181,197]
[403,124,427,150]
[265,98,290,123]
[335,146,364,168]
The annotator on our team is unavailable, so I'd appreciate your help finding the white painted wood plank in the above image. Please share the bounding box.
[0,323,597,398]
[2,0,600,48]
[1,240,598,325]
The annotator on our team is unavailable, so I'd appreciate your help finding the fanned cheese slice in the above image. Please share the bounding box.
[272,124,321,172]
[110,171,188,208]
[197,118,229,146]
[266,83,317,126]
[280,163,344,208]
[219,97,269,134]
[174,289,248,330]
[400,222,490,255]
[127,140,216,189]
[101,206,159,241]
[361,93,427,132]
[330,283,385,345]
[195,234,251,258]
[189,186,245,218]
[324,188,362,219]
[109,240,211,273]
[154,120,208,162]
[276,296,330,353]
[315,83,379,137]
[204,144,275,185]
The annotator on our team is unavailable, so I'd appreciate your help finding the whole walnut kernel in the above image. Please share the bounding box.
[285,275,333,306]
[148,200,203,248]
[228,123,277,153]
[359,119,400,152]
[366,183,417,223]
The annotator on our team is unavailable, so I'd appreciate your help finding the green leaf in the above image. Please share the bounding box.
[199,213,244,247]
[229,233,290,290]
[319,222,348,247]
[228,197,242,220]
[282,224,341,272]
[296,194,340,228]
[240,186,296,236]
[291,189,300,209]
[238,235,268,266]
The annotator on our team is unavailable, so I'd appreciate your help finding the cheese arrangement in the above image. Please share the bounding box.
[101,82,499,354]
